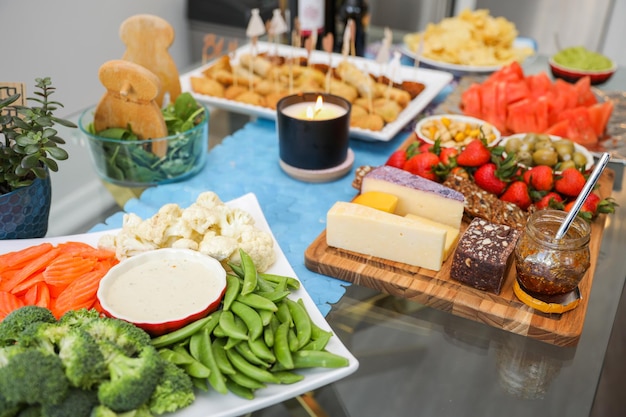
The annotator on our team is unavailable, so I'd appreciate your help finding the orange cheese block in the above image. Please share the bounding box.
[352,191,399,213]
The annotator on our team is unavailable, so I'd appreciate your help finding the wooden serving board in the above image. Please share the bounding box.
[305,169,615,347]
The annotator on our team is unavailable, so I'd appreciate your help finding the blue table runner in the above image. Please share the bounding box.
[90,118,414,315]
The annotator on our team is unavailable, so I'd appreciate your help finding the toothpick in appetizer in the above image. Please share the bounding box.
[246,8,266,90]
[386,51,402,100]
[323,33,334,93]
[341,19,354,59]
[376,27,392,83]
[270,8,288,56]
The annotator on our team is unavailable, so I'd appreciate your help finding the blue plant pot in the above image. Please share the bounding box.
[0,175,52,239]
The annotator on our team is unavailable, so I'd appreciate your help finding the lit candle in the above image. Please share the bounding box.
[276,93,352,172]
[280,95,348,121]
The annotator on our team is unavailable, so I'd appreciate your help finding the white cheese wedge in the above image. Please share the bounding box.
[405,214,459,261]
[326,201,446,271]
[361,165,465,228]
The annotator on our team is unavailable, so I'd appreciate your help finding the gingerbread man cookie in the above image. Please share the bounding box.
[120,14,181,107]
[94,59,168,157]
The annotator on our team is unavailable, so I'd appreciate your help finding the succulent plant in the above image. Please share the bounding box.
[0,77,76,194]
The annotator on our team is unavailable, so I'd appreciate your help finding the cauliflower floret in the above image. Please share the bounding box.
[181,204,221,235]
[194,191,224,210]
[219,208,255,238]
[171,238,199,251]
[112,230,160,260]
[97,233,117,253]
[199,232,239,261]
[134,204,185,245]
[229,224,276,272]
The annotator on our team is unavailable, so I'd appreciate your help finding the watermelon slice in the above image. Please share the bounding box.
[587,101,614,137]
[558,107,598,146]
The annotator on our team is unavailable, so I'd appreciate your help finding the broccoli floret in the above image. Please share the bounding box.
[40,388,98,417]
[0,349,69,406]
[82,317,151,357]
[0,306,57,346]
[58,309,102,327]
[0,390,23,417]
[16,405,40,417]
[148,361,194,415]
[97,344,163,413]
[18,322,107,389]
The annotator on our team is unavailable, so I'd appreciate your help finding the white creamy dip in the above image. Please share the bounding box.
[98,250,226,323]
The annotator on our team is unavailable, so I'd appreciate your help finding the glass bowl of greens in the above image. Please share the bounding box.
[79,93,209,187]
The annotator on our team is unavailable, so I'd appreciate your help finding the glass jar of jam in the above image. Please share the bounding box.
[514,210,591,296]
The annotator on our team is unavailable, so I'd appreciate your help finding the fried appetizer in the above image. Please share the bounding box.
[190,76,224,98]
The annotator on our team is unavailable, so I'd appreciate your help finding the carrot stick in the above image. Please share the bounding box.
[0,247,61,292]
[0,291,25,320]
[43,255,98,287]
[0,242,54,272]
[10,271,45,296]
[52,266,108,318]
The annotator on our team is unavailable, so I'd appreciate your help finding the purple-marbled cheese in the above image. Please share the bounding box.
[364,166,464,202]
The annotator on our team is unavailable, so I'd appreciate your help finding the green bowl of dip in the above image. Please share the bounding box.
[549,46,616,85]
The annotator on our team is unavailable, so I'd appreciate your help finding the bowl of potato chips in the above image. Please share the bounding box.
[402,9,536,75]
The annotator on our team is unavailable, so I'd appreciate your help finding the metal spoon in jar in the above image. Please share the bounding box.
[555,152,611,240]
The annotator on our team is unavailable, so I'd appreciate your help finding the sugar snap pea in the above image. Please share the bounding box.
[288,328,299,352]
[257,289,291,303]
[239,249,258,295]
[151,314,217,348]
[286,298,312,349]
[291,350,350,369]
[236,293,278,312]
[234,341,271,368]
[302,329,332,351]
[247,337,276,363]
[225,347,280,384]
[212,338,236,375]
[184,359,212,379]
[258,309,273,327]
[227,262,245,278]
[259,272,300,290]
[273,321,293,370]
[227,371,266,390]
[273,370,305,384]
[276,301,293,327]
[190,328,228,394]
[231,300,263,340]
[157,348,194,365]
[225,379,255,400]
[223,274,241,311]
[255,274,276,292]
[219,311,248,340]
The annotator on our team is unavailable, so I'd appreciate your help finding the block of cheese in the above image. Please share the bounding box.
[326,201,446,271]
[405,214,459,261]
[352,191,399,213]
[361,165,465,228]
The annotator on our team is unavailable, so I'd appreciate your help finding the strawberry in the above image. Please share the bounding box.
[523,165,554,192]
[450,166,469,179]
[419,142,433,154]
[384,142,419,169]
[455,139,491,167]
[500,181,532,210]
[474,163,508,195]
[554,168,587,197]
[534,192,564,210]
[439,147,458,165]
[385,149,407,169]
[564,200,593,222]
[580,192,618,218]
[404,152,440,181]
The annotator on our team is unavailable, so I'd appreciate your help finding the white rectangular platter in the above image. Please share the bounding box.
[180,41,453,142]
[0,192,359,417]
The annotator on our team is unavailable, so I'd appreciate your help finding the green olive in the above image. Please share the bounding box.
[553,139,575,156]
[504,137,522,154]
[572,151,588,168]
[534,140,555,151]
[535,134,552,142]
[532,149,559,167]
[558,160,577,171]
[516,150,533,167]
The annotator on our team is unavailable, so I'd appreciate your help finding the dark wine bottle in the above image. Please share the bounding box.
[337,0,369,56]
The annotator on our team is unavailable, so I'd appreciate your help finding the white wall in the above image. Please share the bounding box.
[0,0,193,117]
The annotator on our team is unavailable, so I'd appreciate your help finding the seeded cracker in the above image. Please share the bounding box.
[450,217,521,294]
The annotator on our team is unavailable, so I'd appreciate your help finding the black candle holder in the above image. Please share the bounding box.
[276,93,352,174]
